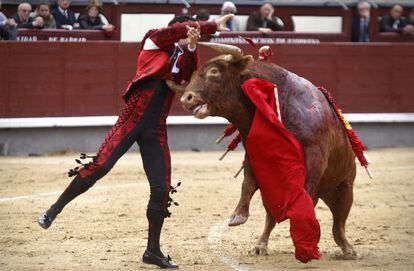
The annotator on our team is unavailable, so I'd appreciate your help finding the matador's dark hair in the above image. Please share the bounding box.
[168,15,197,26]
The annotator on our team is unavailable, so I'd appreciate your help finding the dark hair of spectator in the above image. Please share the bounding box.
[37,2,50,9]
[85,0,104,13]
[86,3,102,13]
[262,1,274,8]
[195,9,210,21]
[390,4,403,9]
[168,15,196,26]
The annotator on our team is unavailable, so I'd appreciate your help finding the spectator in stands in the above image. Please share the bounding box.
[220,1,242,31]
[13,3,44,29]
[0,0,17,40]
[51,0,76,30]
[409,8,414,25]
[380,4,413,35]
[31,3,57,29]
[77,3,114,32]
[88,0,110,25]
[195,9,210,21]
[352,1,371,42]
[246,2,284,33]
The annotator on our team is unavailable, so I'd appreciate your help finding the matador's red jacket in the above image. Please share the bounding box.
[241,78,321,263]
[122,20,217,101]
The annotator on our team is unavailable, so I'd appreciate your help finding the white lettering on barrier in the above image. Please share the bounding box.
[210,37,320,44]
[16,36,88,42]
[16,36,38,42]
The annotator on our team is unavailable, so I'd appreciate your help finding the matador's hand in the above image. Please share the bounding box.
[186,22,201,50]
[215,14,234,32]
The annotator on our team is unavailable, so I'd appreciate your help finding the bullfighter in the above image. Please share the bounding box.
[38,14,233,269]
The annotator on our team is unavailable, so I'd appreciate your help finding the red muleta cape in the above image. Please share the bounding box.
[241,78,321,263]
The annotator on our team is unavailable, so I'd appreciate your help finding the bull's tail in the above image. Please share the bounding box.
[317,87,373,178]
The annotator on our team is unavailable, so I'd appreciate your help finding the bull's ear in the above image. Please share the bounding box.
[238,55,254,72]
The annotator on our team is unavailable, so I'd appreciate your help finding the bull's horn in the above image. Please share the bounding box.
[199,42,243,60]
[166,80,185,95]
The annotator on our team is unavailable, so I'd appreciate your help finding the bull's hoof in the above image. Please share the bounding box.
[228,213,248,227]
[342,247,358,260]
[250,242,268,256]
[333,247,358,260]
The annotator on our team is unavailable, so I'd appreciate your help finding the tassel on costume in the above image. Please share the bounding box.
[67,153,98,177]
[165,182,181,218]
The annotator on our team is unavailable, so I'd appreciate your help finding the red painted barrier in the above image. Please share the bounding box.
[0,41,413,118]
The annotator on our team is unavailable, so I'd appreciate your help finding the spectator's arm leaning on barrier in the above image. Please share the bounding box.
[0,12,16,28]
[380,15,413,34]
[14,3,43,29]
[99,13,109,25]
[32,3,57,29]
[379,14,403,33]
[0,1,17,40]
[380,4,413,35]
[51,0,77,30]
[78,4,114,32]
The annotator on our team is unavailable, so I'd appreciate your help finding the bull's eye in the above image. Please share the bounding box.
[207,67,220,78]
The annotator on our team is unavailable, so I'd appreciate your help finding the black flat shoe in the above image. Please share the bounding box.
[142,249,179,269]
[38,206,59,229]
[38,212,53,229]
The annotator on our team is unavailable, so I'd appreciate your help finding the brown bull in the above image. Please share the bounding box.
[168,43,358,259]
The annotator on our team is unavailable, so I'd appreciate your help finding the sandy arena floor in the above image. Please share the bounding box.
[0,148,413,271]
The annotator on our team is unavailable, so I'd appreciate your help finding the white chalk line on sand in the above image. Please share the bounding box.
[208,220,253,271]
[0,183,142,203]
[208,212,267,271]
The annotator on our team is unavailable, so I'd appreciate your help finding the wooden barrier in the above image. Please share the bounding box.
[0,41,413,118]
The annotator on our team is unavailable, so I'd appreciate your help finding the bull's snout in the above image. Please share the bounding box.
[180,91,197,109]
[180,88,210,118]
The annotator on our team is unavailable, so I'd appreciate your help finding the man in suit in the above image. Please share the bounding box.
[246,2,284,33]
[409,8,414,25]
[352,1,371,42]
[13,2,44,29]
[51,0,76,30]
[220,1,243,31]
[380,4,413,35]
[0,0,17,40]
